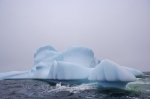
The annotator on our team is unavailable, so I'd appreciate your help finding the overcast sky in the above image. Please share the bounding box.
[0,0,150,72]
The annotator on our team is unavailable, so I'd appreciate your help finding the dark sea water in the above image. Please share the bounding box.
[0,72,150,99]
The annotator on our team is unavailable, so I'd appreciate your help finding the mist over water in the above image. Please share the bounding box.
[0,0,150,72]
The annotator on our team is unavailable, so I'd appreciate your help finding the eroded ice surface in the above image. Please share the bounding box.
[0,45,143,88]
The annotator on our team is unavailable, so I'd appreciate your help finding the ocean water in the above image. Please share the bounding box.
[0,72,150,99]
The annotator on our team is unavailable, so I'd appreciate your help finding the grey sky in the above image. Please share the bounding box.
[0,0,150,72]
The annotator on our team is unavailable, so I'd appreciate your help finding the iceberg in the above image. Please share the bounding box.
[48,61,92,80]
[0,45,143,88]
[122,66,144,77]
[88,59,136,82]
[62,46,98,68]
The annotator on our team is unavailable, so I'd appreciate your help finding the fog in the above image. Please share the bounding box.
[0,0,150,72]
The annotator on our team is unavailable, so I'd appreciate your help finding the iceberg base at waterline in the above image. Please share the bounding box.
[0,45,143,89]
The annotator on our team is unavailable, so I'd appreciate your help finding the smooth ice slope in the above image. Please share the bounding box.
[0,45,143,88]
[123,66,144,77]
[88,59,136,82]
[0,71,29,80]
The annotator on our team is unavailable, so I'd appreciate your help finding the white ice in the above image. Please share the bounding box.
[88,59,136,82]
[48,61,92,80]
[0,45,143,88]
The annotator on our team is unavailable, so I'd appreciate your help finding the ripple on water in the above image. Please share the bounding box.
[0,74,150,99]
